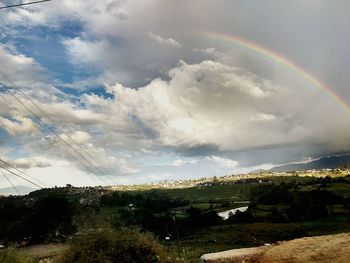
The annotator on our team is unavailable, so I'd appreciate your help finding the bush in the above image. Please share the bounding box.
[57,228,171,263]
[29,193,76,243]
[0,248,34,263]
[0,193,76,244]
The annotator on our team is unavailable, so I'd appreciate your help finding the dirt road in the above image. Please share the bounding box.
[20,243,69,260]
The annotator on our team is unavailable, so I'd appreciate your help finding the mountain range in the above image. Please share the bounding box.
[270,154,350,172]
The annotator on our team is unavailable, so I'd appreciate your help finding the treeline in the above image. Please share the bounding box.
[100,191,188,212]
[0,193,76,244]
[100,191,222,238]
[227,176,350,224]
[1,175,350,248]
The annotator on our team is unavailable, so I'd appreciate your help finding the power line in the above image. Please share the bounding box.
[0,82,108,185]
[0,1,111,188]
[0,70,111,177]
[0,161,43,188]
[0,70,113,178]
[0,80,111,185]
[0,0,52,10]
[0,168,21,195]
[0,158,45,188]
[0,158,47,187]
[0,119,108,187]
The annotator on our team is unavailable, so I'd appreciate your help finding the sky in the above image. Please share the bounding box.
[0,0,350,192]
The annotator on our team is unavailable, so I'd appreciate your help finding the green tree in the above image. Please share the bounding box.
[57,228,171,263]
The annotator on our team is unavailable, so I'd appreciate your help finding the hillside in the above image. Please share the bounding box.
[1,170,350,262]
[270,154,350,172]
[0,186,36,196]
[2,155,350,196]
[201,232,350,263]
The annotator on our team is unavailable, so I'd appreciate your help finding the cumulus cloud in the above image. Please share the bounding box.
[36,132,139,176]
[39,102,105,126]
[7,158,52,169]
[172,159,197,167]
[63,131,91,144]
[148,32,182,48]
[172,156,237,169]
[193,47,227,60]
[62,37,109,65]
[1,0,350,189]
[0,44,47,88]
[18,59,347,161]
[206,156,238,168]
[104,60,313,151]
[1,53,349,185]
[0,116,38,136]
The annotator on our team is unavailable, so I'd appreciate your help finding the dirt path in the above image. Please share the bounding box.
[201,232,350,263]
[20,243,69,260]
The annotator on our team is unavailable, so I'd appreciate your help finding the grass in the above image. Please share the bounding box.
[0,248,35,263]
[2,173,350,262]
[171,218,350,257]
[131,184,254,202]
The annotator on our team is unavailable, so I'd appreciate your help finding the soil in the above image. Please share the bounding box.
[20,243,69,261]
[200,232,350,263]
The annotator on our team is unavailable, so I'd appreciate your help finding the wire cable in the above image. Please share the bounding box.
[0,168,21,195]
[0,0,51,10]
[0,70,113,178]
[0,81,109,185]
[0,158,47,187]
[0,102,108,187]
[0,161,42,188]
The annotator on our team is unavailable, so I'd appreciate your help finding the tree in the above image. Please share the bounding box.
[29,193,75,243]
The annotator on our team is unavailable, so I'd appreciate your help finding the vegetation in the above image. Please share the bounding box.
[0,248,34,263]
[0,170,349,262]
[57,228,170,263]
[0,192,76,244]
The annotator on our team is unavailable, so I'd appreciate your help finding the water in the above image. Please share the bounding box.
[217,206,249,220]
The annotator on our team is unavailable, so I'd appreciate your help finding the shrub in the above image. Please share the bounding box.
[0,248,34,263]
[57,228,171,263]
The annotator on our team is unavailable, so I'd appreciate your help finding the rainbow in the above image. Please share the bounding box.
[201,32,349,113]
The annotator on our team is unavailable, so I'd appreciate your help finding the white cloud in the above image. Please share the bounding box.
[0,44,47,88]
[7,157,52,169]
[39,101,105,126]
[60,131,91,144]
[24,159,105,187]
[1,0,350,189]
[171,156,237,168]
[206,156,238,168]
[0,115,38,136]
[104,60,316,151]
[62,37,109,65]
[172,159,197,167]
[193,47,227,60]
[1,49,349,187]
[35,130,139,177]
[148,32,182,48]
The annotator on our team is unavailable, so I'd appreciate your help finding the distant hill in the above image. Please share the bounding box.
[0,186,36,196]
[270,154,350,172]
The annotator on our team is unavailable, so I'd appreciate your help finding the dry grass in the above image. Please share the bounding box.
[201,232,350,263]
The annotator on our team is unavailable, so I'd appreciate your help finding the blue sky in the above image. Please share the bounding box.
[0,0,350,192]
